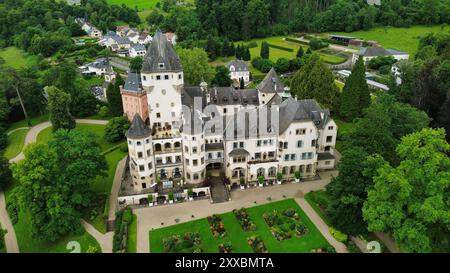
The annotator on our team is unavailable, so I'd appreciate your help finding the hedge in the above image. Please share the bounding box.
[285,37,309,45]
[329,227,348,243]
[267,43,294,52]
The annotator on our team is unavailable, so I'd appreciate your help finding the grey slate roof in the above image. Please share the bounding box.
[126,114,151,139]
[131,44,146,51]
[141,29,182,73]
[257,68,285,93]
[228,148,250,157]
[209,87,259,106]
[278,98,331,134]
[356,46,407,57]
[266,93,283,106]
[123,72,142,92]
[226,60,249,71]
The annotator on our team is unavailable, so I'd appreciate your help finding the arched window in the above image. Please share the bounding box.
[268,167,277,177]
[164,143,171,150]
[155,143,162,152]
[257,168,265,177]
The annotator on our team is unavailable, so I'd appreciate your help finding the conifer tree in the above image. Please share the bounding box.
[339,56,371,121]
[297,46,304,58]
[243,47,251,61]
[291,54,339,110]
[260,41,270,59]
[107,74,124,117]
[240,77,245,89]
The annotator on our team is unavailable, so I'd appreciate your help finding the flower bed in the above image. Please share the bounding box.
[207,214,227,238]
[163,232,202,253]
[263,208,309,241]
[233,208,256,232]
[247,236,268,253]
[218,242,233,253]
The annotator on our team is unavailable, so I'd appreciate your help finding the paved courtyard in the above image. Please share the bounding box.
[134,170,347,253]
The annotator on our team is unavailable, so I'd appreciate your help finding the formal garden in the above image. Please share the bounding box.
[149,199,333,253]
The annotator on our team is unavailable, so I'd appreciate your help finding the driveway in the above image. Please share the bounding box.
[135,170,345,253]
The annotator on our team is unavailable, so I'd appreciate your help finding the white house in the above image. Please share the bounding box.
[76,18,102,39]
[79,58,110,76]
[226,60,250,86]
[352,46,409,64]
[129,44,147,58]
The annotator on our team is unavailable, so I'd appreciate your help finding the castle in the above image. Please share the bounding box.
[118,30,338,205]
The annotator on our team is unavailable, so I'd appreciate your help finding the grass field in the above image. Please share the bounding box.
[211,36,347,75]
[126,214,138,253]
[12,210,100,253]
[3,128,28,160]
[0,47,38,69]
[331,25,450,56]
[150,199,331,253]
[106,0,159,10]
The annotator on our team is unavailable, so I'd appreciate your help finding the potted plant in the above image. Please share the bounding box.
[239,177,246,190]
[187,188,194,201]
[258,176,265,187]
[276,172,283,185]
[168,192,174,204]
[148,194,154,207]
[294,171,301,183]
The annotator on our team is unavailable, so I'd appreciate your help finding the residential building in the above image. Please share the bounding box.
[352,46,409,64]
[226,60,250,86]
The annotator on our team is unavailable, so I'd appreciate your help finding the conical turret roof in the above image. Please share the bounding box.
[126,114,152,139]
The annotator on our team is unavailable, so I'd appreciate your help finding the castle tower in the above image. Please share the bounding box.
[120,73,149,122]
[126,114,155,191]
[140,29,184,132]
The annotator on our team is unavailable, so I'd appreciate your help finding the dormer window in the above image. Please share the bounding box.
[158,63,165,69]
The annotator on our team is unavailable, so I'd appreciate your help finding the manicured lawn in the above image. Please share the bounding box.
[106,0,160,10]
[92,148,127,194]
[3,128,28,160]
[36,123,121,152]
[12,210,100,253]
[126,214,137,253]
[0,47,38,69]
[331,25,450,56]
[150,199,331,253]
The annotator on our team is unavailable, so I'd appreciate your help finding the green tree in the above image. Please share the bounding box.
[129,56,143,73]
[0,155,12,190]
[260,41,270,59]
[12,130,107,242]
[107,74,124,117]
[239,77,245,89]
[212,66,233,87]
[339,56,371,121]
[105,117,131,143]
[326,147,372,235]
[296,46,304,58]
[290,54,339,110]
[47,86,75,132]
[274,58,290,73]
[363,128,450,253]
[243,47,251,61]
[177,47,214,85]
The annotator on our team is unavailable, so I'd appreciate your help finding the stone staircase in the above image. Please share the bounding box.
[210,177,230,203]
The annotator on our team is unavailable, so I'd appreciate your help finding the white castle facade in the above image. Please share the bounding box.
[118,30,338,205]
